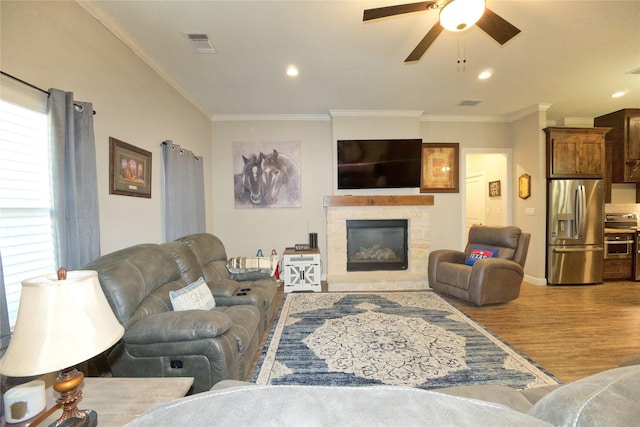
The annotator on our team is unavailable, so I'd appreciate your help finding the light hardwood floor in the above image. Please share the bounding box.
[251,281,640,385]
[444,280,640,384]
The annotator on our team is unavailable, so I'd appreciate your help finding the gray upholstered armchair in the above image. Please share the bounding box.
[428,225,531,306]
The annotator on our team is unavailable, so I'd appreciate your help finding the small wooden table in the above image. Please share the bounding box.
[39,377,193,426]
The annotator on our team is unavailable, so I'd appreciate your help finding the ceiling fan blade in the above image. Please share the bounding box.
[405,22,444,62]
[363,1,439,21]
[475,7,521,45]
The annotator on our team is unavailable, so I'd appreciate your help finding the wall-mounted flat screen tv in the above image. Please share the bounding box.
[337,139,422,189]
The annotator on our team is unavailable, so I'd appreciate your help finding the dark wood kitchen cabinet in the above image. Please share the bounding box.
[603,258,633,280]
[594,109,640,202]
[545,127,609,178]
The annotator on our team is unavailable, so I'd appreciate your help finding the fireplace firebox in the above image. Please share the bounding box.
[346,219,408,272]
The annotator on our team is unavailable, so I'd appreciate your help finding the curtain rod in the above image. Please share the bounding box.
[1,70,97,115]
[161,140,201,160]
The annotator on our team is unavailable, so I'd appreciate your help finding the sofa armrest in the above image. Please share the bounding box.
[123,310,233,345]
[468,258,524,305]
[229,271,273,282]
[470,257,524,278]
[428,249,467,287]
[430,249,467,265]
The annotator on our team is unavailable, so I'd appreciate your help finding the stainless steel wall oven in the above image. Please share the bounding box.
[604,233,634,259]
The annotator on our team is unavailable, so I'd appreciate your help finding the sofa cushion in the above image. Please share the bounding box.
[123,310,233,345]
[177,233,230,283]
[436,262,472,290]
[465,225,521,260]
[528,365,640,426]
[465,246,499,266]
[436,384,536,413]
[160,241,204,284]
[215,305,261,355]
[126,385,550,427]
[169,277,216,311]
[84,244,184,328]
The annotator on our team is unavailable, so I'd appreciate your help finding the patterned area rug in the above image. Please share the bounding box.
[252,292,559,390]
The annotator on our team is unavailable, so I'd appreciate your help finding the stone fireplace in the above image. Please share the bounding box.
[324,195,432,292]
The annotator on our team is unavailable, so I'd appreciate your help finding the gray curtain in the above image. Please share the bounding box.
[0,252,9,355]
[163,142,205,241]
[49,89,101,270]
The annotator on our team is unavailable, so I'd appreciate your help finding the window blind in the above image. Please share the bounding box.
[0,98,57,328]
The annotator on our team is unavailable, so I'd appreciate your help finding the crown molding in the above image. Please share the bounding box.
[420,115,508,123]
[211,114,331,122]
[329,110,424,118]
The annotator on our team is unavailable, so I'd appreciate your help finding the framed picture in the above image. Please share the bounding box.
[109,137,152,198]
[518,173,531,199]
[420,143,459,193]
[232,141,301,208]
[489,180,501,197]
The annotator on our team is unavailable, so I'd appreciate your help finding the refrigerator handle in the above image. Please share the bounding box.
[575,185,586,238]
[574,185,580,238]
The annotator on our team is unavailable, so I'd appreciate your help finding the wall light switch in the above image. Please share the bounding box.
[525,207,536,216]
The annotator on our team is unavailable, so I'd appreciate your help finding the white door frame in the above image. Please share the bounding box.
[461,148,513,246]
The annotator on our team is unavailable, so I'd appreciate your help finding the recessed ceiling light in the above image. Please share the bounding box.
[478,70,492,80]
[611,91,626,98]
[286,65,299,77]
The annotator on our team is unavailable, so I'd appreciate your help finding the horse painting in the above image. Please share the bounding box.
[260,149,300,207]
[234,154,265,206]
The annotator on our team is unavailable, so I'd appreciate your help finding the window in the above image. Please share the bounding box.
[0,98,57,328]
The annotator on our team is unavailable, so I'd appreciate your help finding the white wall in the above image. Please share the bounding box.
[511,109,548,284]
[211,119,333,265]
[1,1,213,255]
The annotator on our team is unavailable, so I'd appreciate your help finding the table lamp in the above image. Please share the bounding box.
[0,269,124,426]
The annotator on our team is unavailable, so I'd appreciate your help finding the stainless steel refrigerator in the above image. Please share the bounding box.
[547,179,604,285]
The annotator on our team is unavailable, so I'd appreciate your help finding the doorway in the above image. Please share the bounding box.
[465,173,486,237]
[462,150,512,244]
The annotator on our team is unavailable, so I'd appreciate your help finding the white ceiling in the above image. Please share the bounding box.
[84,0,640,122]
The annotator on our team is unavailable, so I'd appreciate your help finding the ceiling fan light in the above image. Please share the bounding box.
[440,0,486,32]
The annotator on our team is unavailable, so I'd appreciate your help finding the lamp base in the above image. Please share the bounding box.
[51,368,97,427]
[49,410,97,427]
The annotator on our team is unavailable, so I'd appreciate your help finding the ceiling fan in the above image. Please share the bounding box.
[363,0,521,62]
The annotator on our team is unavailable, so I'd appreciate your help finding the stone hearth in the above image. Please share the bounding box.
[324,196,432,292]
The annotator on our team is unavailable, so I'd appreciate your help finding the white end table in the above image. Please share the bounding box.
[282,248,321,293]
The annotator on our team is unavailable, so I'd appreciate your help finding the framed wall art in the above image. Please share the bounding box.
[109,137,152,198]
[488,180,501,197]
[518,173,531,199]
[420,143,459,193]
[232,140,301,208]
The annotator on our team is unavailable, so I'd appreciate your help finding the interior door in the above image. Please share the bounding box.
[465,173,486,236]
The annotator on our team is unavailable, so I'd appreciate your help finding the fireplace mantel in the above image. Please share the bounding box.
[323,195,434,207]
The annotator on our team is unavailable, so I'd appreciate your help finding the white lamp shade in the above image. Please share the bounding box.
[0,270,124,377]
[440,0,486,32]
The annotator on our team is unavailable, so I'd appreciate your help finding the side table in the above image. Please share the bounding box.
[39,377,193,426]
[282,247,321,293]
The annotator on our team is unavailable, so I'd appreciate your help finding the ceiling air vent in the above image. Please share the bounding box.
[458,99,482,107]
[627,67,640,75]
[187,33,216,54]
